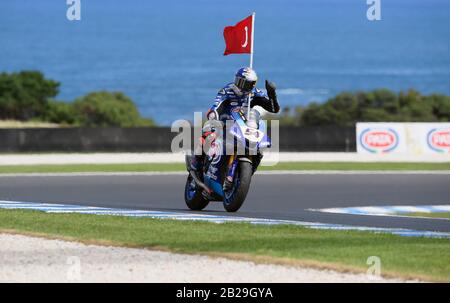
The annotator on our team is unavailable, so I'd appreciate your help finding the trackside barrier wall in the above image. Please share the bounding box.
[0,126,356,152]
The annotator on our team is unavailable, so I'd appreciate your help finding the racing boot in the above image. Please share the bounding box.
[223,176,233,192]
[223,158,238,192]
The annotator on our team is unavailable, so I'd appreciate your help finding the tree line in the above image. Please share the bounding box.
[0,71,155,127]
[278,89,450,126]
[1,70,449,127]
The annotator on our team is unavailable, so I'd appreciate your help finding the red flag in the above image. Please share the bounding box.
[223,15,253,56]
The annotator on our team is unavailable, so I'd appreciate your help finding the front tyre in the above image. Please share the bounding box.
[184,175,209,210]
[223,161,252,212]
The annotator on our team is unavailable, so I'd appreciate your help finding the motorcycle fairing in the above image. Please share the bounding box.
[204,152,226,198]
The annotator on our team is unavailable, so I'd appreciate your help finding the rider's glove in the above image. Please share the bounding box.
[265,80,277,101]
[206,109,218,120]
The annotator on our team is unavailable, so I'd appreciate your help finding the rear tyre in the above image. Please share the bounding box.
[184,175,209,210]
[223,161,252,212]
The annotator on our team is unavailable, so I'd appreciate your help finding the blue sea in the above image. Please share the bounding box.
[1,0,449,125]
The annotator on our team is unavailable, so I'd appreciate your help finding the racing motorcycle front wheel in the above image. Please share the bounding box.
[184,175,209,210]
[222,160,253,212]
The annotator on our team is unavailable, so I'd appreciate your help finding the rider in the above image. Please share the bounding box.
[206,67,279,121]
[188,67,280,181]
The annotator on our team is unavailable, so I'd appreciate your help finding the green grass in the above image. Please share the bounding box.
[0,163,185,174]
[0,162,449,174]
[399,212,450,219]
[1,209,449,281]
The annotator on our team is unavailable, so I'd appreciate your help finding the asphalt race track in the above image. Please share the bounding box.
[0,173,449,232]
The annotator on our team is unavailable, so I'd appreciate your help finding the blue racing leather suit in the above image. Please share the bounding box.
[188,81,279,177]
[207,82,280,121]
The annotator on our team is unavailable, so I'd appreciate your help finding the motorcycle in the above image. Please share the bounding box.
[184,107,271,212]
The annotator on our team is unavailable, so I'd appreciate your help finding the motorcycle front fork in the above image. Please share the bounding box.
[226,155,238,183]
[226,154,261,181]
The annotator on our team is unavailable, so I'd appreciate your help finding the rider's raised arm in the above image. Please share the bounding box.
[251,80,280,113]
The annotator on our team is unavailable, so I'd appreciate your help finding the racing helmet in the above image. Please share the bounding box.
[234,67,258,93]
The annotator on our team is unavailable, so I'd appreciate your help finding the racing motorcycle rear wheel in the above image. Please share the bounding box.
[223,160,252,212]
[184,175,209,210]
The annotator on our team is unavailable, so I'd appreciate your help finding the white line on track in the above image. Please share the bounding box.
[258,170,450,175]
[0,170,450,178]
[310,205,450,221]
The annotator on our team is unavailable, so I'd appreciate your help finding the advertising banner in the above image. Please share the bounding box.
[356,123,450,154]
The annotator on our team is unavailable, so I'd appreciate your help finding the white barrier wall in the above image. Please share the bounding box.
[356,123,450,155]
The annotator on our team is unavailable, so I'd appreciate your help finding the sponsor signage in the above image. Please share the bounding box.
[356,123,450,155]
[427,128,450,153]
[359,128,399,153]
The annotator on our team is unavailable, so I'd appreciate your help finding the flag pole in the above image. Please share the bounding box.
[249,12,255,69]
[247,12,255,121]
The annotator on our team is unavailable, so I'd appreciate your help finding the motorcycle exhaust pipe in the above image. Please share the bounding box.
[188,170,212,195]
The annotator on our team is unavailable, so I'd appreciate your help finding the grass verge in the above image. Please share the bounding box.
[0,209,449,281]
[398,212,450,219]
[0,162,449,174]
